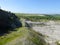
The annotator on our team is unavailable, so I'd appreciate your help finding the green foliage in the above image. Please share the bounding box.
[15,13,60,22]
[0,9,22,34]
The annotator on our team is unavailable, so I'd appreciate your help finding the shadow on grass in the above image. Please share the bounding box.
[0,22,22,36]
[0,27,17,36]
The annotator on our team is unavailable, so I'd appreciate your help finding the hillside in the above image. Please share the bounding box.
[0,9,47,45]
[0,27,47,45]
[0,10,60,45]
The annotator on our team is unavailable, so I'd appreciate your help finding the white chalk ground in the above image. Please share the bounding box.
[32,21,60,45]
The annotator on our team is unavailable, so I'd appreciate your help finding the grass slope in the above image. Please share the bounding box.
[0,27,47,45]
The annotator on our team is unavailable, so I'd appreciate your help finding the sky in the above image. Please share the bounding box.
[0,0,60,14]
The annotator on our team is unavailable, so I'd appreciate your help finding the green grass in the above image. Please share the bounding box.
[15,13,60,22]
[0,27,47,45]
[0,27,28,45]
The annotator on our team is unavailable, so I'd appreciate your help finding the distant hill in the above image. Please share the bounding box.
[15,13,60,22]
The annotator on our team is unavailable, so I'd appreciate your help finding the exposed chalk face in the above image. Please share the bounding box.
[26,20,60,45]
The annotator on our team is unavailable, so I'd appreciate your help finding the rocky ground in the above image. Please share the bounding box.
[32,21,60,45]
